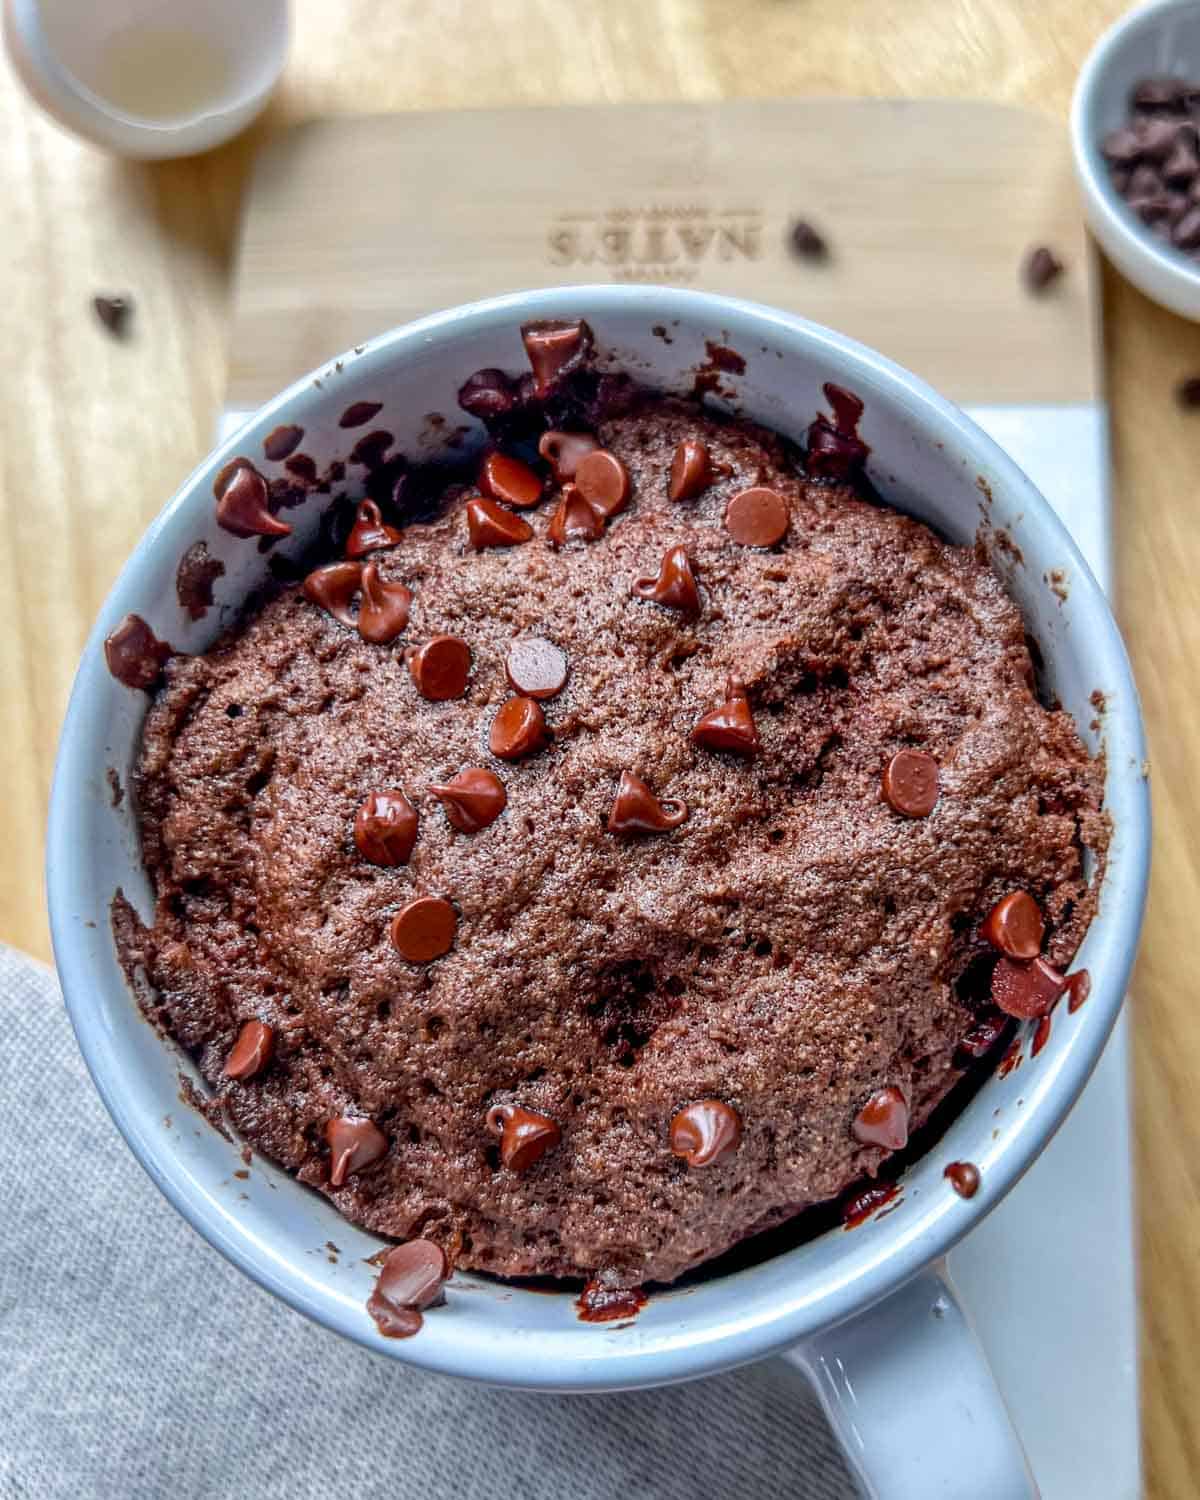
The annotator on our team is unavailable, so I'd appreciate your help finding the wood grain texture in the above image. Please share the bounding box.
[1,2,1194,1494]
[227,101,1095,408]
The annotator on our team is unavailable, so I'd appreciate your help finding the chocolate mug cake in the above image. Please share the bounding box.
[111,319,1105,1329]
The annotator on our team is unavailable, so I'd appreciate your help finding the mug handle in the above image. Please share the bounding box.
[783,1260,1039,1499]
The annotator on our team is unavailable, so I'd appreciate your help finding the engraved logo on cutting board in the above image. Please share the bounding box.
[547,205,763,281]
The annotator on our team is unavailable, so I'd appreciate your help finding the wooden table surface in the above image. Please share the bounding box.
[1,1,1195,1491]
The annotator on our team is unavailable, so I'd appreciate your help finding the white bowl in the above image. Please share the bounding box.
[47,287,1149,1497]
[3,0,288,160]
[1072,0,1200,319]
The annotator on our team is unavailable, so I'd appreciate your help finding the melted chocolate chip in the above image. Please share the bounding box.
[349,430,394,468]
[944,1161,980,1199]
[175,541,224,620]
[632,546,701,616]
[882,749,939,818]
[489,696,549,760]
[851,1086,909,1150]
[457,368,518,423]
[547,486,605,547]
[806,382,870,481]
[354,791,418,866]
[262,424,305,462]
[506,638,569,699]
[216,464,292,538]
[576,1282,648,1323]
[367,1239,450,1339]
[841,1182,899,1228]
[409,636,471,700]
[486,1103,562,1171]
[1032,1014,1052,1056]
[991,955,1066,1019]
[346,499,402,558]
[955,1010,1009,1064]
[285,453,319,483]
[607,771,688,834]
[92,294,131,335]
[466,495,534,549]
[104,614,172,690]
[538,430,599,484]
[691,680,759,757]
[669,1099,742,1167]
[428,768,507,832]
[668,439,711,502]
[339,401,384,429]
[520,318,593,394]
[574,449,630,518]
[390,896,457,963]
[980,891,1044,961]
[357,562,412,644]
[724,487,789,548]
[325,1116,387,1186]
[479,452,543,509]
[223,1019,274,1081]
[302,561,363,628]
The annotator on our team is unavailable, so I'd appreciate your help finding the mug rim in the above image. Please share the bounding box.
[47,284,1151,1389]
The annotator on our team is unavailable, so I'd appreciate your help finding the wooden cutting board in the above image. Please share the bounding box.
[227,99,1096,410]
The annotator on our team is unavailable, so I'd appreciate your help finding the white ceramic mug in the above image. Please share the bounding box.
[47,286,1150,1499]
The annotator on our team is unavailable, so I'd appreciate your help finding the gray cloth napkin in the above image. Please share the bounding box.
[0,942,853,1500]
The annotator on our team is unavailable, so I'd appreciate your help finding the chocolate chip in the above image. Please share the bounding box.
[325,1116,387,1186]
[520,319,593,394]
[262,424,304,462]
[691,679,759,757]
[354,790,418,866]
[1023,246,1064,293]
[944,1161,980,1199]
[92,294,131,336]
[1066,969,1092,1013]
[980,891,1044,960]
[1133,76,1185,112]
[788,219,828,259]
[574,449,631,518]
[285,453,319,483]
[339,401,384,429]
[1137,114,1186,160]
[479,452,543,509]
[346,499,402,558]
[955,1010,1009,1064]
[216,463,292,538]
[724,486,789,547]
[409,636,471,700]
[1128,162,1162,196]
[506,638,568,699]
[302,561,363,628]
[632,546,701,616]
[1178,375,1200,407]
[489,696,548,760]
[1163,139,1200,184]
[538,430,599,483]
[668,439,711,502]
[851,1086,909,1150]
[1102,127,1144,164]
[486,1104,562,1171]
[547,486,605,546]
[224,1019,274,1081]
[991,955,1066,1019]
[466,495,534,548]
[607,770,688,834]
[428,768,507,832]
[104,614,172,691]
[882,749,939,818]
[367,1240,450,1339]
[389,896,457,963]
[1173,206,1200,247]
[457,368,518,422]
[669,1099,741,1167]
[357,562,412,644]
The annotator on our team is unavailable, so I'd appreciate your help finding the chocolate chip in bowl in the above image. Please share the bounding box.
[104,309,1112,1344]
